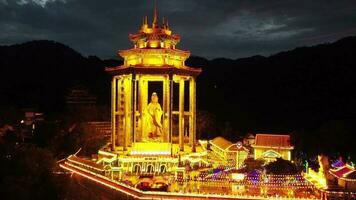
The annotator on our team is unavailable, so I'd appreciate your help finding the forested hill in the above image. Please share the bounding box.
[0,40,121,112]
[187,36,356,132]
[1,37,356,142]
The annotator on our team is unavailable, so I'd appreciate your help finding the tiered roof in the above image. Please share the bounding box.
[105,2,201,77]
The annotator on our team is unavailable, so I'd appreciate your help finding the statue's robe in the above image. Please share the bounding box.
[143,102,163,141]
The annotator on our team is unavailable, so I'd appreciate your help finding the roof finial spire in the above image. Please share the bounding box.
[141,16,148,30]
[153,0,158,28]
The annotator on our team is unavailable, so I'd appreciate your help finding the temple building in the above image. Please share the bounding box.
[243,133,255,146]
[65,85,97,105]
[329,164,356,191]
[209,137,249,168]
[251,134,294,162]
[65,85,98,121]
[97,4,202,177]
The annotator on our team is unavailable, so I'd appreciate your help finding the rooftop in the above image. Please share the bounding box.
[330,164,355,179]
[253,134,293,149]
[210,137,248,152]
[210,137,233,150]
[127,1,181,50]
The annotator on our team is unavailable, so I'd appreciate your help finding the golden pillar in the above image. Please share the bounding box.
[169,77,174,144]
[163,75,171,142]
[111,77,117,151]
[189,77,196,152]
[132,76,137,143]
[123,76,132,150]
[179,78,185,151]
[116,77,123,148]
[137,76,144,142]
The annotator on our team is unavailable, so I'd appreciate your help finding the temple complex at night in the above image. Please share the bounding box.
[58,3,356,200]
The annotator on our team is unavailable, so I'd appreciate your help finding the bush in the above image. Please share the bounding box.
[265,158,299,175]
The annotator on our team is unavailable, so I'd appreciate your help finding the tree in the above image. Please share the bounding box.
[265,158,299,175]
[243,158,265,173]
[0,139,62,200]
[196,110,217,139]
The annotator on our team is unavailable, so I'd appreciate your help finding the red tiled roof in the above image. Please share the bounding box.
[254,134,292,148]
[330,165,355,178]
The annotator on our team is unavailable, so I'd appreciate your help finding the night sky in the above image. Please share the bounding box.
[1,0,356,59]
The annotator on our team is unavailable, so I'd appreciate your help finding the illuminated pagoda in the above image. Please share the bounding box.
[97,2,202,176]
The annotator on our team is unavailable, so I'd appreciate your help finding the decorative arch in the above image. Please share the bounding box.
[263,150,282,159]
[147,164,154,173]
[104,165,112,170]
[104,165,112,176]
[133,164,141,173]
[160,164,167,173]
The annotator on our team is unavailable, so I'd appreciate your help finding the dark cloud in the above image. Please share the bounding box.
[1,0,356,59]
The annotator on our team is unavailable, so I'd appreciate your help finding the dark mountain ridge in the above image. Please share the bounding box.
[1,37,356,136]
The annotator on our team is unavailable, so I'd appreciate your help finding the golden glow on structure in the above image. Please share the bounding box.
[305,169,327,189]
[121,49,188,67]
[59,163,142,199]
[304,156,328,189]
[60,162,317,200]
[118,4,190,68]
[231,173,245,181]
[109,73,198,153]
[130,143,171,156]
[106,3,201,162]
[252,134,294,162]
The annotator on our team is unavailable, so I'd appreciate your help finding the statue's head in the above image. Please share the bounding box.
[151,92,159,103]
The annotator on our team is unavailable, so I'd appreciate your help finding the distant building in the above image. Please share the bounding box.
[317,163,356,200]
[65,85,97,105]
[20,108,45,136]
[0,125,15,137]
[243,133,255,146]
[65,85,99,121]
[23,109,44,126]
[83,121,111,137]
[329,164,356,191]
[251,134,294,162]
[210,137,249,168]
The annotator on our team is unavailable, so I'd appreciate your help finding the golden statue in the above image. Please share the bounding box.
[143,92,163,142]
